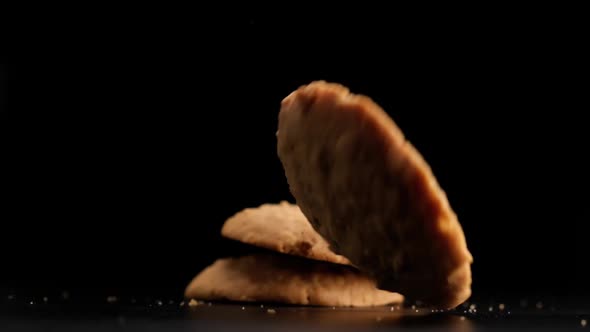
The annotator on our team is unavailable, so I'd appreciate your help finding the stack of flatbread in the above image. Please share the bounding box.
[185,202,404,307]
[185,81,473,309]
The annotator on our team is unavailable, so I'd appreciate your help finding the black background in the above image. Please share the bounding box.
[1,9,587,301]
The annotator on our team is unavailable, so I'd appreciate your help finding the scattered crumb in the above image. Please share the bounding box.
[241,306,245,310]
[581,319,587,327]
[411,305,416,310]
[43,297,48,303]
[29,301,34,305]
[536,301,543,309]
[188,299,199,307]
[415,309,419,313]
[390,306,395,311]
[260,304,264,308]
[156,300,163,306]
[460,316,466,321]
[499,303,505,311]
[267,309,276,314]
[180,301,185,307]
[469,304,477,310]
[488,306,493,312]
[107,296,118,303]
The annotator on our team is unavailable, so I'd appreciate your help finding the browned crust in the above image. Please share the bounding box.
[184,253,404,307]
[221,201,351,265]
[277,81,473,309]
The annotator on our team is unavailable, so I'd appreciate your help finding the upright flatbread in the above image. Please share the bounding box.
[184,253,403,307]
[221,201,351,265]
[277,81,473,309]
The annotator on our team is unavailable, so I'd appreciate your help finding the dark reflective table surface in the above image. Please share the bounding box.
[1,292,589,331]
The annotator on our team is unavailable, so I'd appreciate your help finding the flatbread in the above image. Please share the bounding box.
[221,201,351,265]
[276,81,473,309]
[184,253,404,307]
